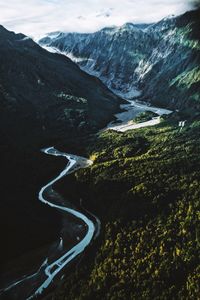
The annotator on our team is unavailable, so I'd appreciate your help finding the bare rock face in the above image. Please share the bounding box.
[39,9,200,112]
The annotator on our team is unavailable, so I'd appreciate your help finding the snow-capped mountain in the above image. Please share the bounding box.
[39,23,152,98]
[39,9,200,110]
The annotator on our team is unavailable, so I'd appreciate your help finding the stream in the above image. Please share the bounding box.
[1,147,97,299]
[1,98,172,299]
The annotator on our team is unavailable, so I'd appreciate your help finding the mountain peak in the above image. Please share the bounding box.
[100,22,141,34]
[162,14,175,21]
[100,26,117,33]
[121,22,135,28]
[0,25,10,36]
[119,22,140,31]
[0,24,6,31]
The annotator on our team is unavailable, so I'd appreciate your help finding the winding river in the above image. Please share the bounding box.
[28,147,96,299]
[1,98,172,299]
[1,147,97,299]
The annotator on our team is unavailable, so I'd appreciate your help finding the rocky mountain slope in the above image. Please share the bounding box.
[0,25,121,272]
[39,9,200,112]
[0,25,121,148]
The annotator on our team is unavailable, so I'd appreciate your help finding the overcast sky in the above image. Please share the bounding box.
[0,0,196,38]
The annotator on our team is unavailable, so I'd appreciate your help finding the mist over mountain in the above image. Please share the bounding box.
[40,9,200,114]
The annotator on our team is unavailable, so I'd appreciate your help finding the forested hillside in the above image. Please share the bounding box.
[1,5,199,300]
[0,24,121,274]
[54,116,200,299]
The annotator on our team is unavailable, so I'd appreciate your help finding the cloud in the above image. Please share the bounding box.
[0,0,195,38]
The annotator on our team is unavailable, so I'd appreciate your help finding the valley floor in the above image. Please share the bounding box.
[1,100,199,300]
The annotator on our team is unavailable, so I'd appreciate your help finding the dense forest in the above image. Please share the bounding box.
[53,115,200,299]
[0,6,200,300]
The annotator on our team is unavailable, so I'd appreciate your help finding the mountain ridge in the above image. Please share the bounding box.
[39,9,200,113]
[0,24,122,274]
[0,24,122,149]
